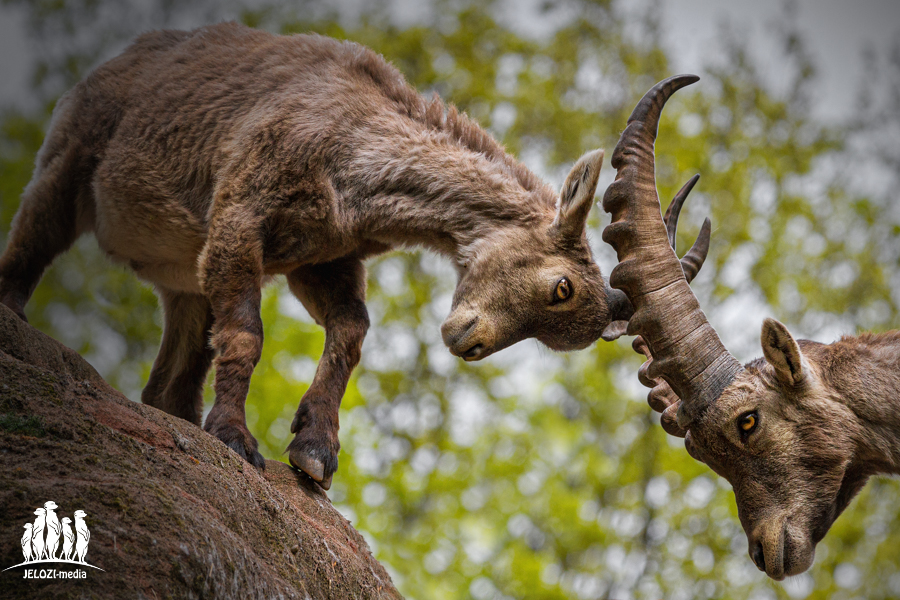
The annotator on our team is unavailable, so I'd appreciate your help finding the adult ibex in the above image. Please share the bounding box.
[0,22,709,490]
[604,75,900,580]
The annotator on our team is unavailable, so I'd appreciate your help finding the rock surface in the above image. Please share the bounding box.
[0,304,403,599]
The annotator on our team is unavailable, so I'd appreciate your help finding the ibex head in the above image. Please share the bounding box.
[680,318,869,580]
[603,76,856,580]
[441,149,640,360]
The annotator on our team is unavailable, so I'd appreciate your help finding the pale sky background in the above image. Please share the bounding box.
[662,0,898,121]
[0,0,897,118]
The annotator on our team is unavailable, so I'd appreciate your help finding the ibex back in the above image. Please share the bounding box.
[0,22,643,489]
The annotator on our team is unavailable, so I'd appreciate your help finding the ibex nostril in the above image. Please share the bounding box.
[751,543,766,572]
[462,316,478,335]
[442,315,479,349]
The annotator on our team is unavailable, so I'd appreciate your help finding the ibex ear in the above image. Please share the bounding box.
[761,318,806,384]
[554,149,604,238]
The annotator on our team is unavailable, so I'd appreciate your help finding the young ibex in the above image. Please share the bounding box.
[604,75,900,580]
[0,22,675,489]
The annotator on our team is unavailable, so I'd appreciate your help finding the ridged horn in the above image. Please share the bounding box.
[601,75,743,424]
[631,173,711,437]
[601,174,710,343]
[663,174,711,283]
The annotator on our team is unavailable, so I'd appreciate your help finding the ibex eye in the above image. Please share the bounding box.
[554,278,572,302]
[738,412,758,434]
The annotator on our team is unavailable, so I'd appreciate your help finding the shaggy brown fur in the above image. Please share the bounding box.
[0,22,620,489]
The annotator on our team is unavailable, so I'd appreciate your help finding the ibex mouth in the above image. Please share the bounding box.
[461,344,484,361]
[751,541,766,572]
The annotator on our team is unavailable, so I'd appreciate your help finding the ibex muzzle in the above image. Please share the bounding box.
[602,76,896,580]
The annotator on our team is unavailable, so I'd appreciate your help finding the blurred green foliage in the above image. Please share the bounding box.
[1,1,899,599]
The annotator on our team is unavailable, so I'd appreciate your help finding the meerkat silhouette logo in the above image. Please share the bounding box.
[3,502,103,577]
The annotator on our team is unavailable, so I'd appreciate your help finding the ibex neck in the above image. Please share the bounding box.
[826,332,900,476]
[341,124,554,261]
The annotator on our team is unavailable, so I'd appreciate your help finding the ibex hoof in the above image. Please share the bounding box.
[288,445,337,491]
[288,402,339,490]
[205,421,266,470]
[224,438,267,470]
[289,451,335,490]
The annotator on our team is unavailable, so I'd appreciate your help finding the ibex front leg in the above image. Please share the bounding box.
[200,204,266,469]
[287,257,369,490]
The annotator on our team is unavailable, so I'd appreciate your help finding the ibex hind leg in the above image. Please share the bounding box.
[142,289,215,425]
[0,145,86,321]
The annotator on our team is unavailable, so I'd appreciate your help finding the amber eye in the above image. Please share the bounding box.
[554,278,572,302]
[738,412,758,434]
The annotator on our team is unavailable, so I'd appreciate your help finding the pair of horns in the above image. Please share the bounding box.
[602,75,744,428]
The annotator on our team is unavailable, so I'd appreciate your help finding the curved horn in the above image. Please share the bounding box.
[603,173,710,344]
[601,75,743,424]
[634,174,710,437]
[601,146,709,344]
[663,174,711,282]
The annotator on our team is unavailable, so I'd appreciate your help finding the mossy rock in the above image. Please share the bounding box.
[0,304,402,600]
